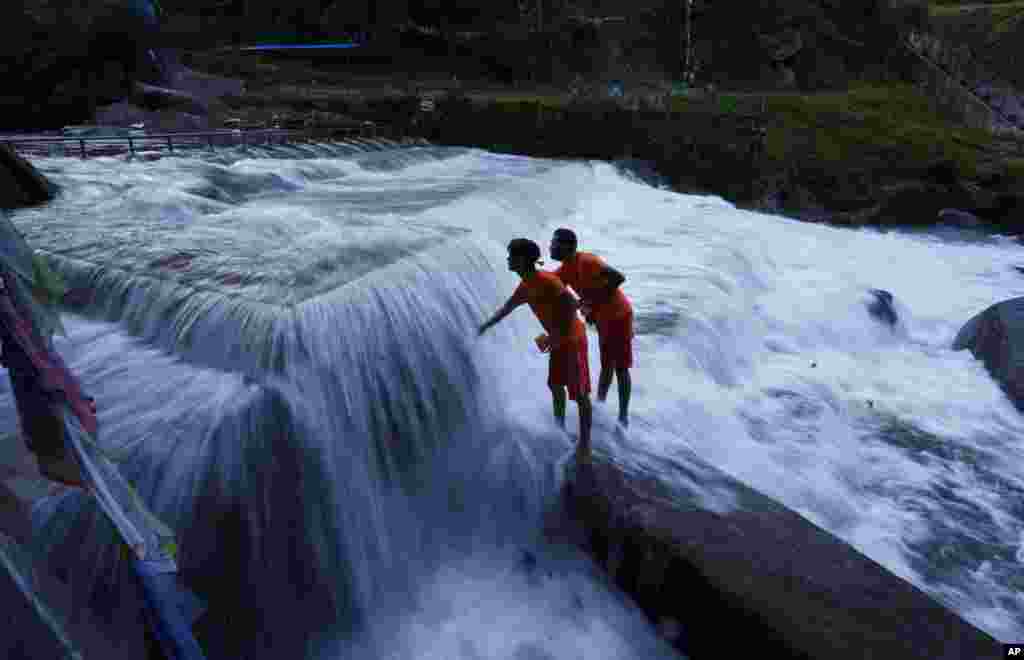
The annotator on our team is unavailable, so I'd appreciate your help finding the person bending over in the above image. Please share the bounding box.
[478,239,593,461]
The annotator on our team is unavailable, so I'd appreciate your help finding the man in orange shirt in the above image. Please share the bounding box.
[478,239,593,461]
[549,228,633,427]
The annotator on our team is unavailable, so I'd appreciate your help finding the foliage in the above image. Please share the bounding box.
[763,83,1003,177]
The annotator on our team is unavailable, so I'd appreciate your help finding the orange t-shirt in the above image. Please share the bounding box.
[510,271,586,345]
[554,252,631,323]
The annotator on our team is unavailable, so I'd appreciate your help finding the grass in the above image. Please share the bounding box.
[929,0,1024,6]
[928,1,1024,35]
[758,83,1005,177]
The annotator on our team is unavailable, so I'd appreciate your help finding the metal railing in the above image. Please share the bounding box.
[2,124,379,159]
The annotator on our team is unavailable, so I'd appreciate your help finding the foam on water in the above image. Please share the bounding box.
[8,144,1024,652]
[554,162,1024,640]
[6,146,683,659]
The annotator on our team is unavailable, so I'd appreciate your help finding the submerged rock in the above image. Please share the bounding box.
[954,297,1024,411]
[867,288,898,327]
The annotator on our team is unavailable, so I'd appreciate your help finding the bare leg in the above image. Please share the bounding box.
[597,366,613,402]
[550,384,567,429]
[576,395,592,460]
[615,367,631,427]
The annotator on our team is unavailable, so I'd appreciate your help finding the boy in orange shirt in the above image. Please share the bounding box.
[478,239,593,461]
[549,228,633,427]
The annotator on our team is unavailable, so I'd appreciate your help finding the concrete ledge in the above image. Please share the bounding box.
[564,457,1000,659]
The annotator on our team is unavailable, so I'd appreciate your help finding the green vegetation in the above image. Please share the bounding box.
[761,84,1004,177]
[482,83,1014,182]
[928,1,1024,34]
[929,0,1023,6]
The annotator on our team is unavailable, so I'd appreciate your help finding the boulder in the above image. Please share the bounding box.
[937,208,983,229]
[953,297,1024,410]
[867,288,898,326]
[564,455,1000,660]
[0,144,58,210]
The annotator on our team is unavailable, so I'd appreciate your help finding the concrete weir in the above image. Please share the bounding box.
[562,455,1001,660]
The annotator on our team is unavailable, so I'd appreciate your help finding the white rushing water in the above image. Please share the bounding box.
[4,141,1024,656]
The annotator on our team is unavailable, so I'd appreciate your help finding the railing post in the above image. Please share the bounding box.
[166,136,173,153]
[128,137,135,158]
[79,139,86,159]
[208,135,215,151]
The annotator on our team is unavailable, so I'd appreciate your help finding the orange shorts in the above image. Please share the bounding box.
[595,310,634,370]
[548,336,591,401]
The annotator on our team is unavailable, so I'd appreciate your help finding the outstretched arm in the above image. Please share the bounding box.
[478,297,521,335]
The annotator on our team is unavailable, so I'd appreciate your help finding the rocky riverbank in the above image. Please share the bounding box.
[203,74,1024,234]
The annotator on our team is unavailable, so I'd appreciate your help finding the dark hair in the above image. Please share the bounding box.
[553,228,577,246]
[507,238,541,262]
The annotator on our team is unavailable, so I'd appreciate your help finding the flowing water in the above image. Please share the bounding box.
[3,140,1024,656]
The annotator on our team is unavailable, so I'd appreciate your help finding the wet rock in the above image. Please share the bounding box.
[877,180,982,225]
[0,144,58,210]
[566,455,1001,660]
[867,289,898,326]
[937,208,983,229]
[613,158,668,188]
[954,297,1024,411]
[831,203,882,226]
